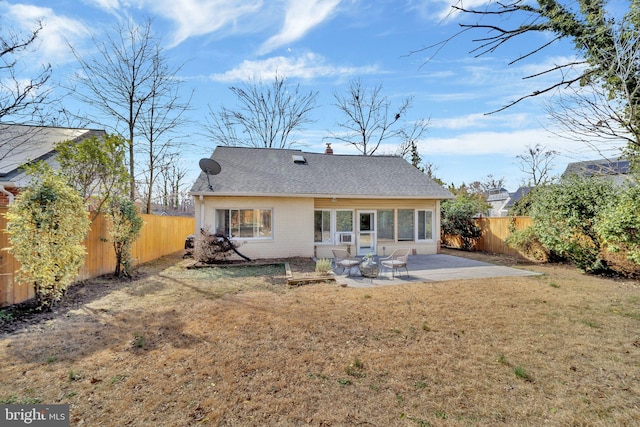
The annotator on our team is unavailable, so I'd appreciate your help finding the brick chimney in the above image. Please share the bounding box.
[325,143,333,154]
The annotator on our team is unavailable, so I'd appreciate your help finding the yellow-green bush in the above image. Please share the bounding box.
[5,171,90,309]
[108,196,144,278]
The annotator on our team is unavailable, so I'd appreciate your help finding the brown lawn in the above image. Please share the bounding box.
[0,249,639,426]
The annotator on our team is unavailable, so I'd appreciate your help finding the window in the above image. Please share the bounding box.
[377,209,394,240]
[215,209,272,239]
[314,209,354,244]
[314,210,331,243]
[417,210,434,240]
[336,210,354,232]
[398,209,415,241]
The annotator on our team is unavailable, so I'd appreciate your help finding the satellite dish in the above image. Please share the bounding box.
[199,158,221,191]
[199,158,221,175]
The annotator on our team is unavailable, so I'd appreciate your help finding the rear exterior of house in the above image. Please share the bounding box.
[189,146,454,260]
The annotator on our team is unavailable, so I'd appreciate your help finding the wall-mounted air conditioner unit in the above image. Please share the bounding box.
[337,232,354,244]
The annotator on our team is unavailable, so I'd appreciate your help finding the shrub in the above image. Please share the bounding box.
[595,184,640,276]
[108,197,144,277]
[5,170,90,309]
[505,225,549,262]
[315,258,333,273]
[529,175,616,273]
[441,194,487,250]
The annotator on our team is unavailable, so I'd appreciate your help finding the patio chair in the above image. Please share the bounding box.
[332,249,360,277]
[380,248,411,278]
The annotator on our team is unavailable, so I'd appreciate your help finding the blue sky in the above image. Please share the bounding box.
[1,0,627,191]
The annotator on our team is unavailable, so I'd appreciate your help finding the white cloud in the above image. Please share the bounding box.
[422,129,556,157]
[85,0,121,13]
[420,126,625,160]
[430,112,531,131]
[408,0,494,22]
[142,0,264,47]
[436,0,493,21]
[5,4,90,65]
[81,0,342,53]
[259,0,341,54]
[209,52,379,82]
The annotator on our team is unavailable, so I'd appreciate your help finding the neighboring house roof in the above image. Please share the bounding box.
[562,158,633,186]
[0,124,105,188]
[190,146,454,199]
[505,186,533,210]
[486,188,510,203]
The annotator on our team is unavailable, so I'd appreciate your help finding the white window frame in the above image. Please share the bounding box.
[397,208,415,242]
[335,209,354,233]
[314,209,332,244]
[314,209,355,245]
[214,208,273,240]
[416,209,435,241]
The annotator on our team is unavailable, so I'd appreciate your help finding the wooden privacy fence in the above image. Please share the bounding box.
[0,208,195,307]
[444,216,533,257]
[474,216,533,256]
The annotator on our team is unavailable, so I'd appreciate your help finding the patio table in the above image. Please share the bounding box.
[360,261,379,278]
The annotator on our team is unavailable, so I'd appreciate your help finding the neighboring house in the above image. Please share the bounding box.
[189,146,454,260]
[562,157,633,186]
[504,186,533,213]
[486,188,511,217]
[486,186,533,217]
[0,124,106,205]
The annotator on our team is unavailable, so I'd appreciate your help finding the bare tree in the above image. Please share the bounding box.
[0,21,55,164]
[517,144,559,186]
[206,74,318,148]
[415,0,636,115]
[37,107,91,129]
[329,78,412,155]
[0,20,52,123]
[544,25,640,163]
[137,50,192,213]
[398,119,430,173]
[468,174,507,196]
[69,19,187,202]
[158,156,189,210]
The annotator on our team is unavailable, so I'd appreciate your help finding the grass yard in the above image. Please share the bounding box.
[0,250,639,426]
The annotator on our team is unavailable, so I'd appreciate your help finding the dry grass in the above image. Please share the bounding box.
[1,250,639,426]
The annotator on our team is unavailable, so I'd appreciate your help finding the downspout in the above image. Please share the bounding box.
[436,199,441,253]
[0,185,14,204]
[199,194,205,231]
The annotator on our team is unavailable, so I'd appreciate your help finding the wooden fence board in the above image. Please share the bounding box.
[446,216,533,256]
[481,216,531,255]
[0,207,194,307]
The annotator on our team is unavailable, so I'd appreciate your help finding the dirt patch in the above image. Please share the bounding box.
[1,250,639,426]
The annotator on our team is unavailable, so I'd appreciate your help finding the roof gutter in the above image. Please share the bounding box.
[189,191,454,200]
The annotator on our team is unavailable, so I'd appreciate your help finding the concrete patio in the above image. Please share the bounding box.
[333,254,541,288]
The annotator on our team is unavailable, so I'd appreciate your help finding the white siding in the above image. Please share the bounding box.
[194,196,444,260]
[196,196,314,259]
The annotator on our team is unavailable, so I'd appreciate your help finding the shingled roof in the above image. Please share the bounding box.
[562,157,633,187]
[190,146,454,199]
[0,124,106,187]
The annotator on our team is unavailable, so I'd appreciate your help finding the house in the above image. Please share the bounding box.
[504,186,533,213]
[486,186,533,217]
[486,188,511,217]
[0,124,106,205]
[562,157,633,186]
[189,146,454,260]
